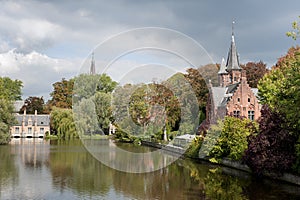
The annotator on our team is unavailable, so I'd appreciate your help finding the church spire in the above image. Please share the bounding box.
[218,57,227,74]
[90,52,96,75]
[226,20,241,71]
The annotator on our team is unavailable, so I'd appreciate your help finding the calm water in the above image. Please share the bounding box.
[1,138,300,200]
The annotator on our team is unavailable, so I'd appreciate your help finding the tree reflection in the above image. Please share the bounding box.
[0,144,18,190]
[204,167,249,200]
[48,139,113,196]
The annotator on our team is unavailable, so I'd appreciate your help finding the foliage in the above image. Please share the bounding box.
[50,107,77,139]
[166,73,199,135]
[114,129,134,143]
[0,77,23,101]
[243,105,296,176]
[72,73,117,135]
[0,99,16,144]
[73,73,117,100]
[19,96,45,114]
[241,61,269,88]
[286,16,300,40]
[202,116,258,162]
[185,136,204,158]
[197,63,219,86]
[258,46,300,133]
[184,68,208,109]
[94,91,113,133]
[48,78,74,109]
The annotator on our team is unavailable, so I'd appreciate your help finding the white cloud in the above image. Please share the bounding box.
[0,49,80,100]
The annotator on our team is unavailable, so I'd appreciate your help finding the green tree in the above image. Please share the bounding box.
[19,96,45,114]
[202,116,258,162]
[50,107,77,139]
[258,46,300,133]
[73,73,117,101]
[0,99,16,144]
[0,77,23,101]
[0,76,22,144]
[94,91,113,133]
[112,84,139,136]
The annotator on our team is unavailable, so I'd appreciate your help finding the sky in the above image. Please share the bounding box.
[0,0,299,100]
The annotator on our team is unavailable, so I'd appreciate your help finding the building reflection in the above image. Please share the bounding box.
[10,138,50,168]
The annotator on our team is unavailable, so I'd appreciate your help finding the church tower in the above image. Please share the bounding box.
[218,21,242,87]
[90,52,96,75]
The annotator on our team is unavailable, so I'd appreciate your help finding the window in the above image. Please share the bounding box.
[233,110,240,118]
[15,127,19,134]
[248,110,255,121]
[237,98,240,102]
[248,98,250,102]
[28,127,32,134]
[40,128,44,134]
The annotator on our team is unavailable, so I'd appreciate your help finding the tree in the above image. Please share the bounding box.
[19,96,45,114]
[258,46,300,133]
[0,99,16,144]
[286,16,300,40]
[241,61,269,88]
[0,77,23,101]
[184,68,208,108]
[72,73,118,135]
[48,78,74,109]
[73,73,117,101]
[257,46,300,175]
[94,91,113,133]
[201,116,258,162]
[0,76,22,144]
[243,105,296,176]
[50,107,77,139]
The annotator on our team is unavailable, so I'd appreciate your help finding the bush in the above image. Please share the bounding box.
[243,105,296,177]
[202,116,258,163]
[185,136,204,158]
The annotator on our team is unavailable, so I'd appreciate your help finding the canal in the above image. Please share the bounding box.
[1,138,300,199]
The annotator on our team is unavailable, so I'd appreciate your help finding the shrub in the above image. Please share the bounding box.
[201,116,258,163]
[243,105,296,177]
[185,136,204,158]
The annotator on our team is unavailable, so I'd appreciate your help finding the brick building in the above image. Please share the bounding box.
[207,28,262,123]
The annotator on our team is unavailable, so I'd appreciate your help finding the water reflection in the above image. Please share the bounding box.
[1,139,300,199]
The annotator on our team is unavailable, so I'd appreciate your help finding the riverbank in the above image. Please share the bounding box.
[141,140,300,186]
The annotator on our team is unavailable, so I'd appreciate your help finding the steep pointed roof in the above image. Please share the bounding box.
[90,52,96,75]
[226,22,241,71]
[218,57,227,74]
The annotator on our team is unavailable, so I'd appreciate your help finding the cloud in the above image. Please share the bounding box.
[0,0,299,98]
[0,49,80,100]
